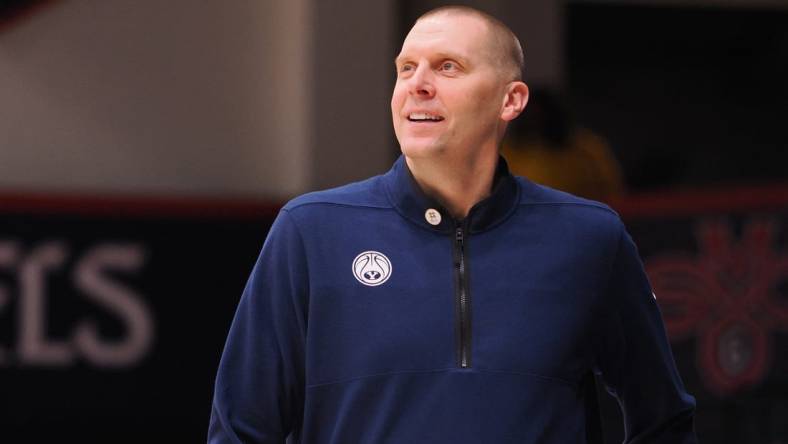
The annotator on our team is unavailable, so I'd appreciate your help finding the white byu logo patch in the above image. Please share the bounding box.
[352,251,392,286]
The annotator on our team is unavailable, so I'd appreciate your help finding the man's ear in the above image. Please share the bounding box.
[500,81,529,121]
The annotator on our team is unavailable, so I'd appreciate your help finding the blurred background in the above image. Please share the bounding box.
[0,0,786,442]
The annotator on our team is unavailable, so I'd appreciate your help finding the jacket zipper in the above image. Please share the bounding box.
[454,225,472,368]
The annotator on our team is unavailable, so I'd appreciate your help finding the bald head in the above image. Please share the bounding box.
[415,6,524,81]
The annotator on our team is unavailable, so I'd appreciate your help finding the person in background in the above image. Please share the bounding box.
[502,88,625,202]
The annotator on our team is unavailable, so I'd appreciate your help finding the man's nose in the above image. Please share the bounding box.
[408,64,435,98]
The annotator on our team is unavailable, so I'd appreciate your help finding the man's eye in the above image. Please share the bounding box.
[400,64,414,72]
[440,62,457,71]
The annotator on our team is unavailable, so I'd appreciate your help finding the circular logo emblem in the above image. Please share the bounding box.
[352,251,392,286]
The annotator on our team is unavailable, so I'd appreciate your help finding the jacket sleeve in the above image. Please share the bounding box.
[591,224,697,443]
[208,209,308,444]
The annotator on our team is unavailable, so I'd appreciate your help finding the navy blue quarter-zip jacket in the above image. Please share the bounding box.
[208,156,697,443]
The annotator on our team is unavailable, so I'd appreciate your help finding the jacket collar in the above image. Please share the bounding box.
[382,155,520,234]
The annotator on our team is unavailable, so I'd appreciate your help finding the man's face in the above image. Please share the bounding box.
[391,14,507,161]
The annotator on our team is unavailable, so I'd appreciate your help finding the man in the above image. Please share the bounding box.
[209,6,697,443]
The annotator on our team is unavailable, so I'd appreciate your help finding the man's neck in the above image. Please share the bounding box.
[405,152,498,220]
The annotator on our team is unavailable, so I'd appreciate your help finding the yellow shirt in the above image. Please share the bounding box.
[502,128,624,203]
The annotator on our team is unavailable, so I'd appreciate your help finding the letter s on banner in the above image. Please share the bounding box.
[73,244,154,368]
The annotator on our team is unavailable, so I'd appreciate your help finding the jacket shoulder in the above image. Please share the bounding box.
[282,174,391,214]
[516,177,624,231]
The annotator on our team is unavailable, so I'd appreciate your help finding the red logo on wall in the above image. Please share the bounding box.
[647,218,788,396]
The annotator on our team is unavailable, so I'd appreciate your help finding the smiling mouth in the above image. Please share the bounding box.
[407,112,445,122]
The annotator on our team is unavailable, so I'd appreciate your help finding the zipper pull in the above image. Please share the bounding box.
[455,227,464,244]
